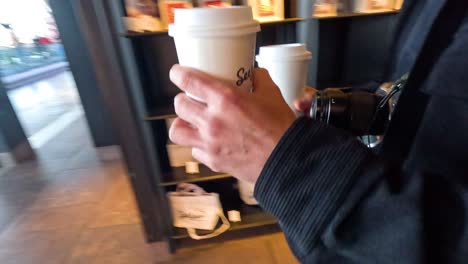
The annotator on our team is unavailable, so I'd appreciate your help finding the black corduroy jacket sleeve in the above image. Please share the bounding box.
[254,118,424,263]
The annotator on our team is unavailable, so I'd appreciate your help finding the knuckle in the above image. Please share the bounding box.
[207,158,222,172]
[173,93,184,107]
[210,165,221,173]
[178,71,194,89]
[206,117,222,138]
[220,88,240,106]
[168,122,180,143]
[220,88,234,101]
[206,144,221,156]
[191,148,202,161]
[173,93,188,116]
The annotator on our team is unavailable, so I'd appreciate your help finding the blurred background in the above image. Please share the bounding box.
[0,0,65,81]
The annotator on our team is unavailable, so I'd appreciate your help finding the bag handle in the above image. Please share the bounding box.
[186,209,231,240]
[173,183,231,240]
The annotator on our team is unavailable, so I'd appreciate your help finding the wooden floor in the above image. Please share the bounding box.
[0,116,298,264]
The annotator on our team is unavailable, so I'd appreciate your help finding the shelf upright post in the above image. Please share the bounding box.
[71,0,174,245]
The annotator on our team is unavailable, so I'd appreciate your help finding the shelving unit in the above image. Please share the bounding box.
[159,165,231,186]
[160,176,277,242]
[80,0,400,253]
[122,17,304,38]
[131,8,401,124]
[314,9,399,19]
[145,105,177,121]
[92,0,306,253]
[298,7,400,89]
[172,204,276,239]
[121,9,400,39]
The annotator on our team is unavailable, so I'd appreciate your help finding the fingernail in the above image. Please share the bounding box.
[169,65,181,82]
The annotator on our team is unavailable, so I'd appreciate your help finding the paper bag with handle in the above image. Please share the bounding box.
[167,183,230,240]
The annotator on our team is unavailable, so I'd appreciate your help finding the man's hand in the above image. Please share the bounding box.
[169,65,296,184]
[293,87,317,115]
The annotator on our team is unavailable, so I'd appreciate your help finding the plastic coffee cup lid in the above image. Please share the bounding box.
[256,44,312,62]
[174,6,255,28]
[169,6,260,37]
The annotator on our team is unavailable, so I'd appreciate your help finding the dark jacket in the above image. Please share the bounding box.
[254,1,468,263]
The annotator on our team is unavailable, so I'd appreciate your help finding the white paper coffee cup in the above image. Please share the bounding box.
[169,7,260,96]
[256,44,312,114]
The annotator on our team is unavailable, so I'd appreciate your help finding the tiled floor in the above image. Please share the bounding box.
[0,82,298,263]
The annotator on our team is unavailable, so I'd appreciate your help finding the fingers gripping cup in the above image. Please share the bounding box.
[256,44,312,114]
[170,7,260,206]
[169,7,261,96]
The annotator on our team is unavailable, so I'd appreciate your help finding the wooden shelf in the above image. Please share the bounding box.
[159,165,231,186]
[122,18,303,38]
[122,9,400,38]
[122,31,169,38]
[258,17,303,25]
[314,9,400,20]
[145,105,176,121]
[171,204,277,240]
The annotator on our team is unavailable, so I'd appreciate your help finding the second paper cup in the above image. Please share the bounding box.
[256,44,312,114]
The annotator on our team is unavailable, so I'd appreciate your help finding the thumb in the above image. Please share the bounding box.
[252,68,281,97]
